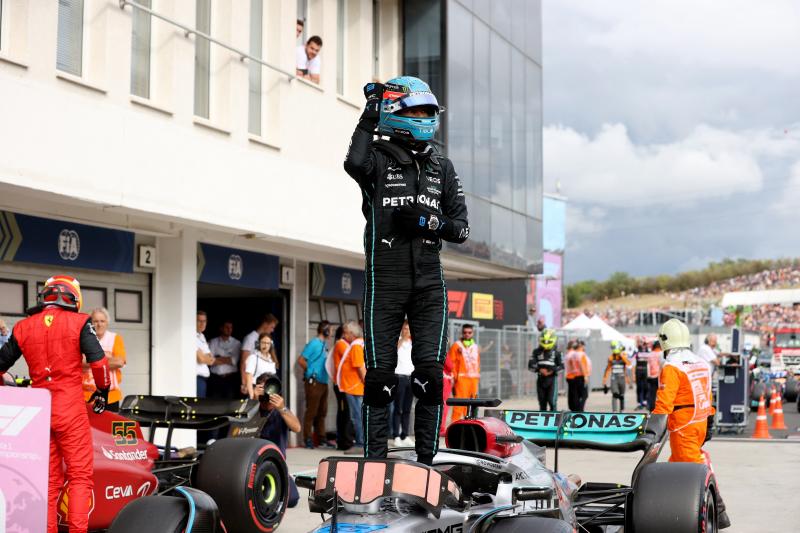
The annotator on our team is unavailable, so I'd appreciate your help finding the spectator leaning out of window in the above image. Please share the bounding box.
[241,314,279,395]
[82,307,127,411]
[296,35,323,83]
[245,333,279,400]
[296,18,304,40]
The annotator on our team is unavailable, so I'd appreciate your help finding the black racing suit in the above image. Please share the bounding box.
[344,117,469,465]
[529,347,564,411]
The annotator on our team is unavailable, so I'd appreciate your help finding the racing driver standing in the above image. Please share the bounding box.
[0,275,111,533]
[653,318,731,529]
[344,77,469,465]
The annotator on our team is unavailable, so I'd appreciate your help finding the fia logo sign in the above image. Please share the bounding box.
[228,254,243,280]
[58,229,80,261]
[341,272,352,295]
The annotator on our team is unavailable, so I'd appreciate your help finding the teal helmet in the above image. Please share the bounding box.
[378,76,443,142]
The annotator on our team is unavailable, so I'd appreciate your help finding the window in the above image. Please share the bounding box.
[194,0,211,118]
[343,303,360,322]
[0,280,27,316]
[336,0,345,94]
[57,0,84,76]
[248,0,263,135]
[309,299,322,323]
[82,287,107,312]
[372,0,379,79]
[115,290,143,322]
[324,301,342,324]
[297,0,307,42]
[130,0,152,98]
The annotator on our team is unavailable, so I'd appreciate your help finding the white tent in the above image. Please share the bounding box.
[563,314,636,353]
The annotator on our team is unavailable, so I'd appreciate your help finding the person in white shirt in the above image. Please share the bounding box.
[240,314,279,394]
[196,311,214,397]
[696,334,721,398]
[245,333,279,400]
[208,320,242,399]
[296,35,323,83]
[392,321,415,447]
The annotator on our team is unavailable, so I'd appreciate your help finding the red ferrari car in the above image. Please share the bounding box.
[58,394,289,532]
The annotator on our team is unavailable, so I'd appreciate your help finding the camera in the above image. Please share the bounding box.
[256,374,282,402]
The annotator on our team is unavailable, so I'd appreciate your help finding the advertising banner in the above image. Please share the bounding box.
[536,252,563,328]
[0,386,51,533]
[310,263,364,301]
[197,243,280,290]
[542,195,566,253]
[447,278,528,328]
[0,210,134,273]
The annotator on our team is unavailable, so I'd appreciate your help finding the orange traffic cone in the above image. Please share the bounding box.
[753,395,772,439]
[770,395,788,430]
[769,387,778,415]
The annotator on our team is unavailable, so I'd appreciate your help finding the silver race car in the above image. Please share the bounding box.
[296,398,725,533]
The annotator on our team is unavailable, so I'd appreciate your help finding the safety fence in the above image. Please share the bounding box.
[447,321,612,401]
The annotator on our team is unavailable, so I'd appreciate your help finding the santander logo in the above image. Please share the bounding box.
[101,446,148,462]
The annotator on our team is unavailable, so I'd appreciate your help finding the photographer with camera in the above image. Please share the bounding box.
[253,373,300,508]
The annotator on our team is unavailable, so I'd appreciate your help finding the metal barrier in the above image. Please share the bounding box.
[446,322,600,401]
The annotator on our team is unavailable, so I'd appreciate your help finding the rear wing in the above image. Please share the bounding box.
[488,409,667,482]
[489,410,666,453]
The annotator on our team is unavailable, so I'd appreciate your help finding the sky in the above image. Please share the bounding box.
[542,0,800,283]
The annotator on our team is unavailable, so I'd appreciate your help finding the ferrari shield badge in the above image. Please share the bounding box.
[44,315,54,327]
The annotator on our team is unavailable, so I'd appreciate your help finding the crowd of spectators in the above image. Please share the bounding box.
[564,265,800,332]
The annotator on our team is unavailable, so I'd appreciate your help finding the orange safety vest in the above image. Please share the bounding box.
[453,341,480,379]
[565,350,588,378]
[653,349,714,431]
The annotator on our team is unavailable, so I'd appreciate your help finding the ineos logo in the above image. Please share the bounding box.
[58,229,80,261]
[228,254,243,280]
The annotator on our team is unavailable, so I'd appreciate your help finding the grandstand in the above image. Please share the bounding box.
[564,263,800,333]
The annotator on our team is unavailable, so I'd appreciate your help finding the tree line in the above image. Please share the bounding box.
[566,258,800,308]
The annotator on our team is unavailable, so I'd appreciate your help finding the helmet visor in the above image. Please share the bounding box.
[384,92,441,115]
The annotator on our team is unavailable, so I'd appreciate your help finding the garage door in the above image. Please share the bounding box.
[0,263,151,397]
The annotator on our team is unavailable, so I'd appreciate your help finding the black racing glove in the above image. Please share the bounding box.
[603,385,609,395]
[528,359,537,373]
[393,206,452,240]
[89,388,110,414]
[361,82,385,122]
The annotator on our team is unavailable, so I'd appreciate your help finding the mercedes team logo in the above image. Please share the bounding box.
[58,229,80,261]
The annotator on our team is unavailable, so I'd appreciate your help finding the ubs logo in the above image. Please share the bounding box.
[228,254,243,280]
[341,273,352,295]
[58,230,80,261]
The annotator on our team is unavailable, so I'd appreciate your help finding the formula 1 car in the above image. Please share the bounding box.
[1,378,290,533]
[295,398,724,533]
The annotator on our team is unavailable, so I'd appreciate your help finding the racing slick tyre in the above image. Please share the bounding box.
[197,438,289,533]
[107,496,189,533]
[750,381,767,411]
[784,378,798,403]
[632,463,718,533]
[481,516,573,533]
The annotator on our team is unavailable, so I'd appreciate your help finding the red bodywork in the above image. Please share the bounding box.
[773,327,800,372]
[445,416,522,459]
[55,405,159,531]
